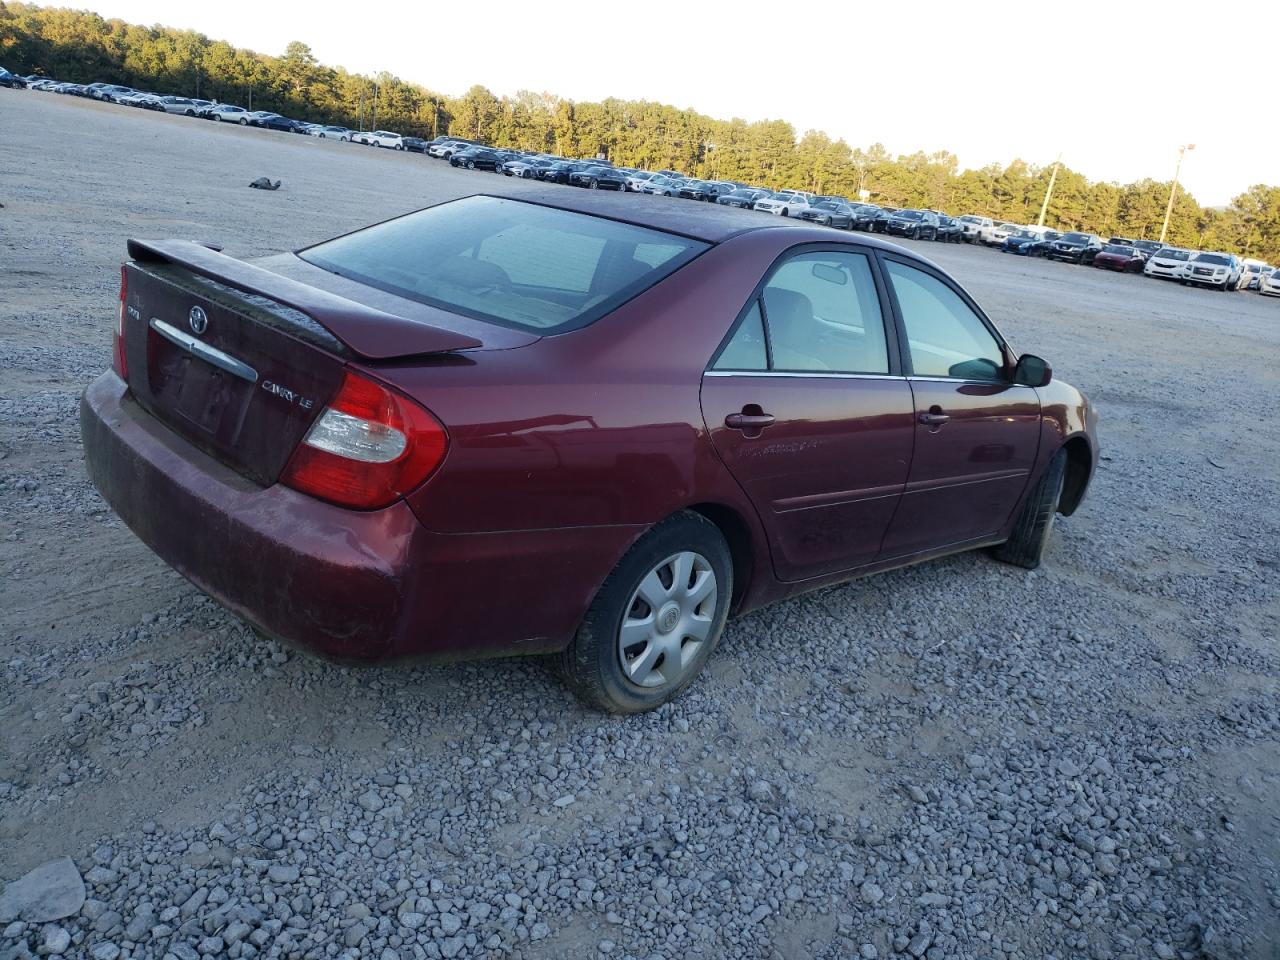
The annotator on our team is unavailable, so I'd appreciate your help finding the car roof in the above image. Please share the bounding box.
[474,188,920,247]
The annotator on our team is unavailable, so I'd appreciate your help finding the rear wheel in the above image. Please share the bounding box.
[239,117,248,125]
[991,450,1066,570]
[558,512,732,714]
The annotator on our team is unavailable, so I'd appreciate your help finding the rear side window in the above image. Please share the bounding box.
[299,196,708,334]
[713,251,889,375]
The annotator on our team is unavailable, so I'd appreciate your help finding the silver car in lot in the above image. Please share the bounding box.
[157,96,203,116]
[208,104,250,123]
[310,124,355,141]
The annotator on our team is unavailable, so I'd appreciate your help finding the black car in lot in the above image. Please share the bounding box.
[0,67,26,88]
[673,179,732,202]
[1003,229,1061,256]
[538,161,579,184]
[885,209,941,240]
[848,204,882,231]
[1045,232,1103,264]
[251,113,301,132]
[934,215,965,242]
[401,137,430,153]
[568,164,628,190]
[450,147,502,171]
[717,188,771,209]
[797,200,857,229]
[1131,239,1163,259]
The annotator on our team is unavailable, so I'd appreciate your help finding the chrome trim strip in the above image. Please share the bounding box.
[149,318,259,383]
[704,370,902,381]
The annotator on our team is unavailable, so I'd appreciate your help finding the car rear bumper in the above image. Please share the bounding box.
[81,372,637,663]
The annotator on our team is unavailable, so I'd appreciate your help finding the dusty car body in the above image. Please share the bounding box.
[81,190,1098,712]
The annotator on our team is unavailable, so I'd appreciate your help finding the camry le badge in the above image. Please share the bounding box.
[188,305,208,335]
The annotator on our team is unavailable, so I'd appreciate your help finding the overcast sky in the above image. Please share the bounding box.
[82,0,1269,206]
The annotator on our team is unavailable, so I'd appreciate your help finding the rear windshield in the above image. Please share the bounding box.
[1102,245,1133,254]
[299,196,708,334]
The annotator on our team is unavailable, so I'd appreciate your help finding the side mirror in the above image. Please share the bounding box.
[1013,353,1052,387]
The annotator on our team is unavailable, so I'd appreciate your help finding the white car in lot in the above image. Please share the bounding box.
[353,130,404,149]
[956,214,994,243]
[753,191,814,217]
[626,171,657,192]
[1143,247,1193,280]
[986,221,1021,246]
[1180,251,1244,290]
[1258,267,1280,297]
[208,104,250,123]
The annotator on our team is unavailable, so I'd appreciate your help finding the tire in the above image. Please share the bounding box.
[781,208,789,217]
[911,226,920,240]
[466,160,475,170]
[558,511,732,714]
[991,450,1066,570]
[239,118,248,125]
[184,109,194,117]
[589,178,599,189]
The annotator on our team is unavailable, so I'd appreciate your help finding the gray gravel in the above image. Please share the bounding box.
[2,90,1280,960]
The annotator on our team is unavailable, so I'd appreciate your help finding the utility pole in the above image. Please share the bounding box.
[1037,153,1062,227]
[1159,143,1195,244]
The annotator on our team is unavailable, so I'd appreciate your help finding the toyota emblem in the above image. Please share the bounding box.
[188,305,208,335]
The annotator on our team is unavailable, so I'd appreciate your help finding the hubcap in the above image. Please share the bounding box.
[617,551,717,689]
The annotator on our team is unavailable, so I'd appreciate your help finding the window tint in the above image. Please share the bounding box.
[760,252,889,374]
[885,260,1005,381]
[300,196,707,333]
[713,301,767,371]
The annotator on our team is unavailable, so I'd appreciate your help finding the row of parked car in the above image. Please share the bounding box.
[8,68,1277,296]
[961,219,1275,293]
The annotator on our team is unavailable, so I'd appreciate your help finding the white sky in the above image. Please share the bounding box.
[81,0,1271,206]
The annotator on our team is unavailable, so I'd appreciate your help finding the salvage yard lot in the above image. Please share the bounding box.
[2,91,1279,960]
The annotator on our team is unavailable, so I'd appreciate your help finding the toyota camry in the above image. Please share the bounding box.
[80,190,1098,713]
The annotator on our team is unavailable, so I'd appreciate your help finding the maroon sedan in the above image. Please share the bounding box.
[80,190,1098,713]
[1092,244,1146,273]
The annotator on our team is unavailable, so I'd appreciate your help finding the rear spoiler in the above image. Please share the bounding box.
[126,239,483,360]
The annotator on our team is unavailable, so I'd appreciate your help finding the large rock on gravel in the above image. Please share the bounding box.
[0,857,86,923]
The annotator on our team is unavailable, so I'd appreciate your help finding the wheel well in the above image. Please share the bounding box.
[1059,437,1092,516]
[686,503,754,612]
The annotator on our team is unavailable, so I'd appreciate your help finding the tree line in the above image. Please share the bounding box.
[3,2,1278,262]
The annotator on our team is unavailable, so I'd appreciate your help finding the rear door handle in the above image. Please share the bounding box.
[725,412,776,431]
[918,411,950,427]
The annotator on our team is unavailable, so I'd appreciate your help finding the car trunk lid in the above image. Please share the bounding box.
[121,240,521,486]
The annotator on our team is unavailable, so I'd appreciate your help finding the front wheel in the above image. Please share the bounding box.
[589,178,599,189]
[466,160,475,170]
[558,512,732,714]
[991,450,1066,569]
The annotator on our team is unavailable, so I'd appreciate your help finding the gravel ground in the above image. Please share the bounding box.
[2,90,1279,960]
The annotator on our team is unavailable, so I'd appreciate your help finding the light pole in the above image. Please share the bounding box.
[1037,153,1062,227]
[1159,143,1195,244]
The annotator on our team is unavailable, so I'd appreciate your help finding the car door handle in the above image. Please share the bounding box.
[725,412,776,431]
[918,411,950,427]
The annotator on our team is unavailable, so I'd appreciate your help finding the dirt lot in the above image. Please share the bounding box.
[2,90,1279,960]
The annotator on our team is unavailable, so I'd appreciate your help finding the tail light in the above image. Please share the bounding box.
[113,265,128,380]
[280,370,447,510]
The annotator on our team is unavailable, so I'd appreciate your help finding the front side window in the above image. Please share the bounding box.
[300,196,707,333]
[885,260,1005,381]
[759,252,889,374]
